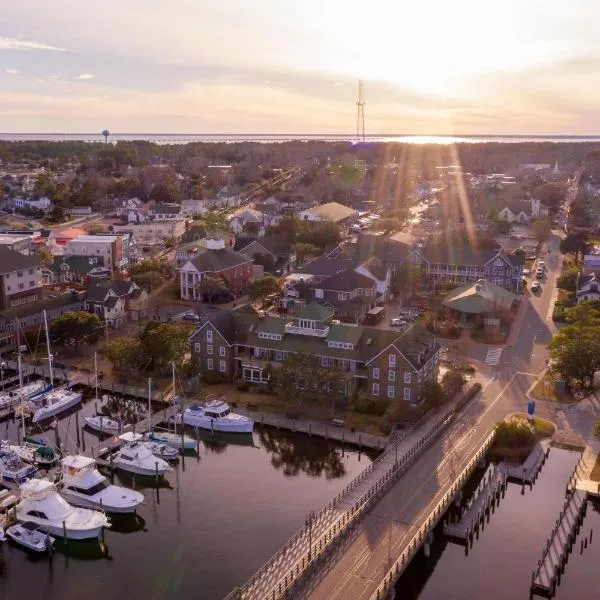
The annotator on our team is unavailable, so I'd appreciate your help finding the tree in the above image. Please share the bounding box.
[47,205,66,223]
[394,264,424,296]
[423,380,444,407]
[372,218,401,233]
[140,321,191,372]
[557,269,579,292]
[560,232,588,264]
[441,371,467,397]
[105,337,148,373]
[246,276,281,305]
[197,275,228,304]
[293,242,317,264]
[531,217,552,243]
[50,311,103,349]
[532,182,567,211]
[548,302,600,391]
[131,270,164,292]
[36,245,53,266]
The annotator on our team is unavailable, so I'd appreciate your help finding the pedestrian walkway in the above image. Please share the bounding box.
[485,348,502,366]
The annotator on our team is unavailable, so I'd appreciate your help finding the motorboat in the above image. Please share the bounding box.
[0,446,37,483]
[175,398,254,433]
[9,437,58,468]
[144,430,197,451]
[5,521,55,553]
[59,455,144,514]
[10,380,52,402]
[143,440,180,462]
[84,414,122,436]
[112,433,172,477]
[0,487,19,510]
[16,479,110,540]
[32,387,82,423]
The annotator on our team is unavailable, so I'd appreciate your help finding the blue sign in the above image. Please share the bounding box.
[527,400,535,418]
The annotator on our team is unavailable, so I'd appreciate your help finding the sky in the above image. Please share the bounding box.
[1,0,600,135]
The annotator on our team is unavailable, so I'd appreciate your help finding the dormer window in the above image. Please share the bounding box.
[315,289,324,299]
[389,354,396,367]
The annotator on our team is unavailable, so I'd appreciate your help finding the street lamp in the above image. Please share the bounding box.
[305,510,316,561]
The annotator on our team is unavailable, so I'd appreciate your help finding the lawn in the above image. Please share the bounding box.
[529,372,577,403]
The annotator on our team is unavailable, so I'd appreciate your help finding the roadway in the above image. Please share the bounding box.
[291,231,564,600]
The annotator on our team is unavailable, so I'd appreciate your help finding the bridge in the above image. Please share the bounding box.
[224,375,516,600]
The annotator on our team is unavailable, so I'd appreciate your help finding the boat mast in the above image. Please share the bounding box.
[148,377,152,435]
[42,310,54,389]
[94,351,99,405]
[16,322,26,432]
[172,361,176,423]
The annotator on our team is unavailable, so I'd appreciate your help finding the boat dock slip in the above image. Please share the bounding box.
[504,441,550,483]
[531,489,587,597]
[234,407,387,450]
[569,446,600,497]
[444,463,507,542]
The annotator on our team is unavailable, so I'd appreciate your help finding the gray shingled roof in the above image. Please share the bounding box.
[151,204,181,215]
[320,269,375,292]
[190,248,252,273]
[295,301,332,322]
[0,246,40,275]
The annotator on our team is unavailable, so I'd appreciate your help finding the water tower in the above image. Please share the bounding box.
[102,129,110,144]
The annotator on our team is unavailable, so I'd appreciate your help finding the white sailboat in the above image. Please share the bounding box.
[112,432,172,477]
[84,353,122,435]
[59,455,144,514]
[31,311,81,423]
[16,479,110,540]
[144,363,196,450]
[176,397,254,434]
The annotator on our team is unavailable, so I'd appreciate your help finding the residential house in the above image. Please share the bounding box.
[497,198,549,223]
[181,199,209,217]
[298,202,358,229]
[0,233,37,255]
[577,273,600,303]
[282,269,377,322]
[295,256,391,301]
[85,280,148,328]
[118,218,185,246]
[189,301,440,405]
[65,234,128,273]
[228,208,266,236]
[47,227,87,254]
[0,247,42,310]
[14,196,52,212]
[117,198,143,216]
[234,235,296,275]
[179,238,254,300]
[42,256,111,286]
[175,240,207,267]
[149,204,183,220]
[582,248,600,276]
[67,206,93,217]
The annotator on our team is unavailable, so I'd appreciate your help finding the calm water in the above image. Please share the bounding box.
[2,133,600,145]
[0,390,375,600]
[397,447,598,600]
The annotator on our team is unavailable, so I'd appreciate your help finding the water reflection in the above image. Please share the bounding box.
[257,428,351,479]
[108,513,146,535]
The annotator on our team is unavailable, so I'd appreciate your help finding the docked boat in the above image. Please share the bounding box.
[143,440,180,461]
[16,479,110,540]
[5,521,55,553]
[0,446,37,483]
[9,437,59,468]
[84,414,122,436]
[0,486,19,510]
[32,387,82,423]
[11,380,52,402]
[112,433,172,477]
[144,430,197,451]
[175,398,254,433]
[59,455,144,514]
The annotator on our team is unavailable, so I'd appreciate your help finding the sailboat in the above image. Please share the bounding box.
[84,352,122,435]
[31,311,82,423]
[144,363,196,450]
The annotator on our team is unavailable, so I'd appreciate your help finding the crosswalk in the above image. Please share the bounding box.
[485,348,502,366]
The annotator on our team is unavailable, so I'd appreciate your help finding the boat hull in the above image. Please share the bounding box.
[146,432,197,450]
[177,414,254,434]
[59,489,144,514]
[113,461,170,477]
[14,514,104,540]
[32,391,82,423]
[84,417,121,435]
[6,526,54,552]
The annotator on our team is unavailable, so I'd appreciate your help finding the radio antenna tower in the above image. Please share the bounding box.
[356,80,365,141]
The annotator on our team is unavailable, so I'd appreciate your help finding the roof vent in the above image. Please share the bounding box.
[366,337,373,345]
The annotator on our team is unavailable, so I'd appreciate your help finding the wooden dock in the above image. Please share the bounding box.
[444,463,507,542]
[504,441,550,483]
[531,489,587,597]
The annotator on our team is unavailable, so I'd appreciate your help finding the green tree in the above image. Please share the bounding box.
[131,270,164,292]
[36,245,53,266]
[422,379,444,407]
[50,311,103,349]
[47,205,66,223]
[197,275,228,304]
[560,232,588,264]
[441,371,467,397]
[531,217,552,243]
[105,337,148,373]
[548,302,600,390]
[140,321,191,372]
[246,276,281,305]
[394,264,424,296]
[293,242,317,264]
[557,269,579,292]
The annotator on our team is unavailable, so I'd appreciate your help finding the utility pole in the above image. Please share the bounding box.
[356,80,366,141]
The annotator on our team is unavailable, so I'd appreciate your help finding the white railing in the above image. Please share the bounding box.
[284,324,329,337]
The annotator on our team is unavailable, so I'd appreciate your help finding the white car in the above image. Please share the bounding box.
[531,281,540,292]
[390,318,407,327]
[537,261,546,269]
[522,268,531,276]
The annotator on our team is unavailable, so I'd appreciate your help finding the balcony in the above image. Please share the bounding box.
[284,323,330,337]
[234,352,274,370]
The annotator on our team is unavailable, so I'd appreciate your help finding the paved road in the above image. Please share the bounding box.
[290,231,565,600]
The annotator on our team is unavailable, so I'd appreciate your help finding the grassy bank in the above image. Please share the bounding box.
[489,413,555,463]
[529,372,576,403]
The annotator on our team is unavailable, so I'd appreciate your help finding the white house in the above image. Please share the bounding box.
[149,204,182,220]
[228,208,266,235]
[181,199,209,217]
[531,198,549,218]
[13,196,53,212]
[497,207,530,224]
[577,273,600,303]
[298,202,358,227]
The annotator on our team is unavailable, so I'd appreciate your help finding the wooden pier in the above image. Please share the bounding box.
[503,441,550,483]
[444,463,507,542]
[531,489,588,597]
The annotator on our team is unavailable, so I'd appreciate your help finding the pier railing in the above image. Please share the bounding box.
[369,429,496,600]
[225,407,456,600]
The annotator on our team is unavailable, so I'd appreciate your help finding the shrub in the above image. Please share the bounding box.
[201,372,226,385]
[235,379,250,391]
[494,421,535,448]
[352,395,388,416]
[594,420,600,438]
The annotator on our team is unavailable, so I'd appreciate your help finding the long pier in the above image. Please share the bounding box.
[504,442,550,483]
[531,489,587,597]
[444,463,507,543]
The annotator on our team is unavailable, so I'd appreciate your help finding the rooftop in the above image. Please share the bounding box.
[442,279,518,314]
[0,246,40,275]
[305,202,357,222]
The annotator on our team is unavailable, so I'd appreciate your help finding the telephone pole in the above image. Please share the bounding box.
[356,80,365,141]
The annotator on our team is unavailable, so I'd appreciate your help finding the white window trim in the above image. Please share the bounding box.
[372,382,380,396]
[389,354,396,367]
[403,387,411,401]
[206,330,213,343]
[219,360,226,372]
[404,372,411,384]
[389,370,395,382]
[219,346,226,357]
[207,345,213,355]
[373,367,380,380]
[388,385,395,399]
[207,358,214,370]
[194,342,201,353]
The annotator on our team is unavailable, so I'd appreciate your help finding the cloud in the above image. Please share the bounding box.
[0,36,69,52]
[5,69,19,75]
[49,73,63,79]
[76,73,96,80]
[333,82,345,87]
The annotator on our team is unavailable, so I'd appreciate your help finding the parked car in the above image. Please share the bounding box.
[390,318,407,327]
[522,268,531,275]
[531,281,540,292]
[535,271,544,280]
